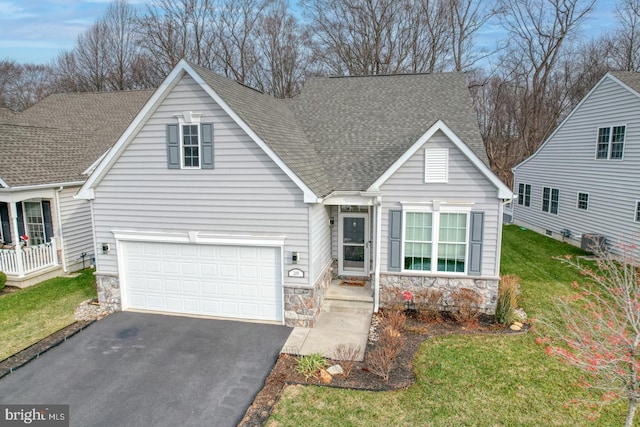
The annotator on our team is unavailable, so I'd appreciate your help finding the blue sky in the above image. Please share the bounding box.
[0,0,620,65]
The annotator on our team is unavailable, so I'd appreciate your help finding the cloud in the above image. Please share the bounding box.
[0,1,37,19]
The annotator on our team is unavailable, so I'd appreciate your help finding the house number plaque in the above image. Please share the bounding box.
[288,268,304,278]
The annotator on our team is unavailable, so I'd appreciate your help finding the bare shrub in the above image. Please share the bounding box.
[451,288,483,326]
[413,288,444,323]
[367,320,405,381]
[331,343,361,377]
[495,274,520,325]
[379,308,406,333]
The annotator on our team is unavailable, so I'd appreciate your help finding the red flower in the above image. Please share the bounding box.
[20,235,28,241]
[403,291,413,301]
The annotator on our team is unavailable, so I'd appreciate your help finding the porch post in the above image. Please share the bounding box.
[9,202,25,277]
[373,196,382,312]
[51,237,59,266]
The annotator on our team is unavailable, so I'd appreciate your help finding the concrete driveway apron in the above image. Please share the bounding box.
[0,312,291,427]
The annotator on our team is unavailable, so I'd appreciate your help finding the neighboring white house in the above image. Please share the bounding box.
[512,71,640,257]
[77,60,512,327]
[0,91,152,287]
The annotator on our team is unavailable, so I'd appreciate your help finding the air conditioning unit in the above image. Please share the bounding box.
[581,233,606,253]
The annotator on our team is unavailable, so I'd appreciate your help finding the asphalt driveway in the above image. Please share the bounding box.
[0,312,291,427]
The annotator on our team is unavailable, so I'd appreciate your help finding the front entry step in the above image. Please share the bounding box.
[321,299,373,314]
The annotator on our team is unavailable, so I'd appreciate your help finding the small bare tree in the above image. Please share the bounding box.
[538,244,640,427]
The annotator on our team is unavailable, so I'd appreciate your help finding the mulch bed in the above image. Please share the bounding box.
[239,313,528,427]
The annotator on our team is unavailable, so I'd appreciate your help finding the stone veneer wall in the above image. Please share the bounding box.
[284,264,333,327]
[380,273,499,314]
[95,272,121,313]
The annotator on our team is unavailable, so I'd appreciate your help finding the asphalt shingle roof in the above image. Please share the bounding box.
[0,124,95,187]
[189,63,331,196]
[190,64,487,196]
[290,73,488,191]
[1,90,153,187]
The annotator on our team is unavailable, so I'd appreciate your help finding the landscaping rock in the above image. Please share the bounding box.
[319,368,332,384]
[327,364,344,376]
[514,308,528,322]
[510,321,523,331]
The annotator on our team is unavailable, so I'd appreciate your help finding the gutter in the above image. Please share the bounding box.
[0,181,85,192]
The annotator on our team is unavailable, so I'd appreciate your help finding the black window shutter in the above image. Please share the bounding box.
[16,202,25,238]
[201,123,214,169]
[388,209,402,272]
[42,201,53,243]
[167,124,180,169]
[0,202,11,243]
[468,211,484,276]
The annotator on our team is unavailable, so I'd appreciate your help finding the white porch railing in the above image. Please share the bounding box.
[0,241,58,276]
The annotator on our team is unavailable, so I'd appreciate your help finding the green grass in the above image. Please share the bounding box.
[268,225,632,426]
[0,269,97,360]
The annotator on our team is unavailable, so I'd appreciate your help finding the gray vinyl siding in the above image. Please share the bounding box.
[58,186,94,271]
[308,203,332,285]
[513,76,640,255]
[93,74,310,286]
[380,131,501,277]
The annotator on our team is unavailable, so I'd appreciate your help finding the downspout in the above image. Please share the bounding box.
[89,199,99,271]
[373,196,383,313]
[495,199,511,277]
[55,186,68,272]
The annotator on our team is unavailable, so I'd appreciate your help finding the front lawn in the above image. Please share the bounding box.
[0,269,97,360]
[267,225,631,426]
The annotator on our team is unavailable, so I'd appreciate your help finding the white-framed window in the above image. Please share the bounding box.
[635,201,640,223]
[424,148,448,183]
[517,183,531,207]
[596,125,625,160]
[403,209,469,274]
[542,187,559,215]
[577,192,589,211]
[181,123,200,168]
[23,201,45,245]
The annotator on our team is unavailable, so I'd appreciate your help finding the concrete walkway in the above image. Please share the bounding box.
[281,280,373,361]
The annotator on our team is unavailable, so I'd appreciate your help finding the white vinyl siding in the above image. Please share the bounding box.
[58,186,94,271]
[93,74,310,287]
[381,131,502,277]
[513,75,640,258]
[424,148,448,183]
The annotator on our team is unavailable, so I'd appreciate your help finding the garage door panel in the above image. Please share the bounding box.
[122,241,282,322]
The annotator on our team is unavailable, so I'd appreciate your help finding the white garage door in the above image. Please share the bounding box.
[121,241,282,322]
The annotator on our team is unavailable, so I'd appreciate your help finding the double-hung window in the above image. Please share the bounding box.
[596,126,626,159]
[181,124,200,168]
[577,192,589,210]
[167,112,214,170]
[23,201,46,245]
[404,211,468,273]
[542,187,559,215]
[635,201,640,223]
[517,183,531,207]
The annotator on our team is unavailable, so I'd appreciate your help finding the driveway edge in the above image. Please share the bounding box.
[0,320,96,380]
